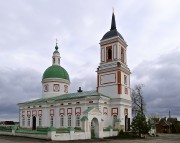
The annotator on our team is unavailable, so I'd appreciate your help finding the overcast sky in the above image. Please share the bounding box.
[0,0,180,121]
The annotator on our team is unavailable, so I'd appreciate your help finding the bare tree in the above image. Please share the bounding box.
[131,84,146,116]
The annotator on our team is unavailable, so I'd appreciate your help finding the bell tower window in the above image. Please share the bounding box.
[106,46,112,62]
[108,49,112,59]
[121,47,124,63]
[53,58,55,64]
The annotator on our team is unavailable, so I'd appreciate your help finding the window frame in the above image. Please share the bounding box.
[39,116,42,126]
[68,115,71,127]
[75,115,80,127]
[113,115,117,127]
[22,116,25,126]
[106,46,112,62]
[27,116,30,127]
[60,115,64,127]
[50,116,54,126]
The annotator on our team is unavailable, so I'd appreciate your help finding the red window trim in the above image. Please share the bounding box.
[111,108,118,115]
[27,111,31,116]
[67,108,72,115]
[50,109,54,116]
[32,110,37,116]
[59,108,65,115]
[75,107,81,115]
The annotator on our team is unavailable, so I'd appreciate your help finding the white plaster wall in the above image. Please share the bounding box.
[98,85,119,98]
[101,47,105,62]
[117,44,121,60]
[51,132,90,140]
[42,82,69,98]
[113,44,117,60]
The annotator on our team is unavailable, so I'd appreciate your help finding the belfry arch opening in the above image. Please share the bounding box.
[108,48,112,60]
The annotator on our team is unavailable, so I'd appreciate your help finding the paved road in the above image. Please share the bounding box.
[0,134,180,143]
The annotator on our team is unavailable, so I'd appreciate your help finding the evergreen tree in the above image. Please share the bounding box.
[131,112,151,137]
[131,84,151,137]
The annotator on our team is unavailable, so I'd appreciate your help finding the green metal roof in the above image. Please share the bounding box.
[18,90,110,105]
[80,116,88,121]
[83,107,95,114]
[42,65,70,80]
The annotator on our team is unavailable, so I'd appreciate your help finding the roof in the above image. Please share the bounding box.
[80,116,88,121]
[101,12,124,41]
[101,29,124,41]
[18,90,109,105]
[83,107,95,113]
[42,65,70,80]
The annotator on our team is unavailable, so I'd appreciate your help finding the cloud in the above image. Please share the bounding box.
[132,49,180,117]
[0,67,41,121]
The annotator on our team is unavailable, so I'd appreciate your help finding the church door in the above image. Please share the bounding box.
[91,118,99,138]
[32,116,36,130]
[125,115,130,131]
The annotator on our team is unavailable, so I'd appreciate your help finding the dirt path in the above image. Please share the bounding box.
[0,134,180,143]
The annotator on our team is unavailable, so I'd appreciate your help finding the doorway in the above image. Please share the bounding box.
[91,118,99,138]
[32,116,36,130]
[125,115,130,131]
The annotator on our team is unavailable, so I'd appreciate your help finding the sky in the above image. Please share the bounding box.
[0,0,180,121]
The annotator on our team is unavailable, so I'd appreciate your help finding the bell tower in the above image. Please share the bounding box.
[97,12,131,100]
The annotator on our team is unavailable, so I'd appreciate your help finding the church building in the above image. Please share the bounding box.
[18,12,132,139]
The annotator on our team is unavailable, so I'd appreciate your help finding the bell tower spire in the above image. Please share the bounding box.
[110,10,116,30]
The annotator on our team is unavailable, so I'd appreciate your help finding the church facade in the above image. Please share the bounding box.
[18,12,132,139]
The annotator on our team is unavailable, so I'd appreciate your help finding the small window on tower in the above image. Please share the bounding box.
[44,84,49,92]
[53,58,55,64]
[124,75,127,85]
[58,58,60,64]
[64,85,68,93]
[108,49,112,60]
[53,84,60,92]
[121,47,124,63]
[106,46,112,62]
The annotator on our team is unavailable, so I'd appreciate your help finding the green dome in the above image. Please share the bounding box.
[42,65,70,80]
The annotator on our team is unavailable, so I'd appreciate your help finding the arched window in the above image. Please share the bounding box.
[76,115,80,127]
[27,117,30,126]
[60,115,64,127]
[22,116,25,126]
[108,48,112,60]
[39,116,42,126]
[50,116,53,126]
[68,115,71,127]
[64,85,68,93]
[113,115,117,127]
[121,48,124,63]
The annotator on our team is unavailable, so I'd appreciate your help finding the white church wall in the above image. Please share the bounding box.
[99,85,118,98]
[42,82,69,98]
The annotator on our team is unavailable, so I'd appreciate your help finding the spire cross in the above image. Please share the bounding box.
[56,38,58,46]
[55,38,58,50]
[112,7,114,13]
